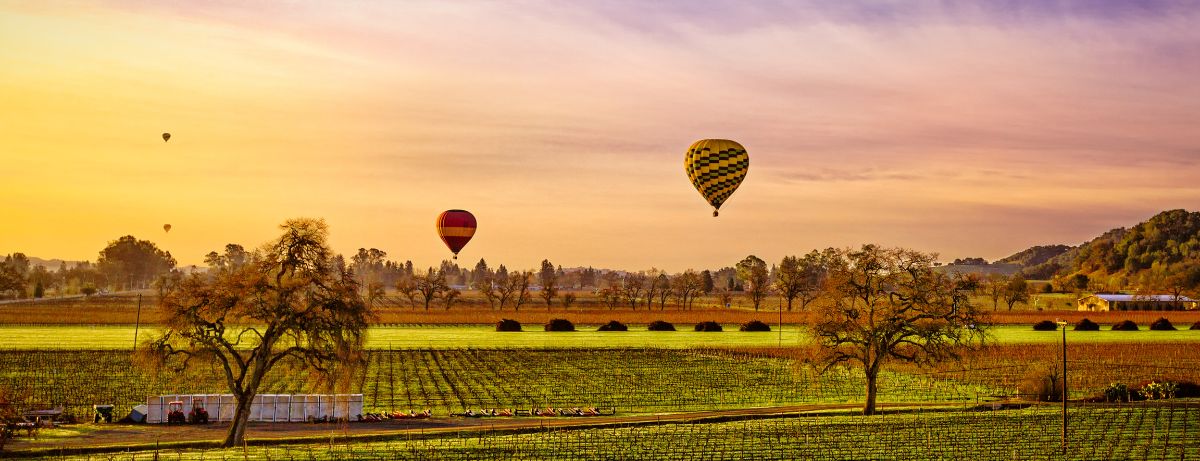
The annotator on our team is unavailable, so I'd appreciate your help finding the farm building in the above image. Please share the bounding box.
[1076,294,1198,312]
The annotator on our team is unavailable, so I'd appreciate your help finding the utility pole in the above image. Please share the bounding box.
[1056,319,1068,453]
[133,293,143,351]
[777,295,782,347]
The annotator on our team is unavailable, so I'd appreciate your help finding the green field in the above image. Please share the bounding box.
[0,324,1197,350]
[38,405,1200,460]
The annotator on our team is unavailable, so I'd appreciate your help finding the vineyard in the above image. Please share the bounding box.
[33,405,1200,460]
[0,348,1000,419]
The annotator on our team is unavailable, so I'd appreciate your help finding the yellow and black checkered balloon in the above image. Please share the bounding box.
[685,139,749,217]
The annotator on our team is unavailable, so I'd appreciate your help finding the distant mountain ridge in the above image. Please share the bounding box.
[26,257,86,270]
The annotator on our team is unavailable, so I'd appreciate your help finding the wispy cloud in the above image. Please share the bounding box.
[2,0,1199,269]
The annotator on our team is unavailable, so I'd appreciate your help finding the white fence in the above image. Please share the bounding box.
[145,394,363,424]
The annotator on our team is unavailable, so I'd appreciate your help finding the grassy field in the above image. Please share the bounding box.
[1,324,1199,350]
[32,405,1200,460]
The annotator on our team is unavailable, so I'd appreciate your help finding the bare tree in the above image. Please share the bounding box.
[644,269,664,309]
[671,270,702,309]
[622,272,648,309]
[442,288,461,310]
[736,255,771,311]
[510,270,532,311]
[143,219,370,447]
[395,274,420,308]
[494,268,532,310]
[598,287,622,309]
[810,245,987,415]
[984,274,1006,311]
[494,268,514,309]
[414,268,450,310]
[654,274,672,310]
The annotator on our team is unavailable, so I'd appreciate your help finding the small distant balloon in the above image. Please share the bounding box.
[162,133,171,142]
[163,224,172,233]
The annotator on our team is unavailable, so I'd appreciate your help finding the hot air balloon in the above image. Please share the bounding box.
[436,210,476,259]
[162,133,171,142]
[684,139,749,217]
[163,224,172,233]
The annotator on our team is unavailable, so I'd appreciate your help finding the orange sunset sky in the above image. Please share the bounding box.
[3,1,1199,272]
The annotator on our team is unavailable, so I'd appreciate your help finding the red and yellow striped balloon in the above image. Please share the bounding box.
[436,210,477,259]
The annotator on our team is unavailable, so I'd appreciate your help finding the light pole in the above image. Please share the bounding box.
[132,293,143,351]
[1056,319,1069,453]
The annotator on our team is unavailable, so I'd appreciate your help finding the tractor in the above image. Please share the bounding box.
[187,398,209,424]
[166,398,209,424]
[166,401,187,424]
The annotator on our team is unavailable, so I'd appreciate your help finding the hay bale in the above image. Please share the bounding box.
[739,320,771,332]
[1032,320,1059,331]
[1111,320,1139,331]
[544,318,575,332]
[1149,317,1176,331]
[1073,318,1100,331]
[495,319,522,332]
[647,320,675,331]
[694,321,723,332]
[597,320,628,332]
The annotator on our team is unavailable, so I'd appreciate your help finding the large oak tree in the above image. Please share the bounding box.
[810,245,987,415]
[144,218,371,447]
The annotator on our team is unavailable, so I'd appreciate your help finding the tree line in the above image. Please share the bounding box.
[1,236,175,300]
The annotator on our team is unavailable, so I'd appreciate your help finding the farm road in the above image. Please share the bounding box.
[7,403,964,455]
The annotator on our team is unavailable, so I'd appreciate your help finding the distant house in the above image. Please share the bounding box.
[1077,294,1198,312]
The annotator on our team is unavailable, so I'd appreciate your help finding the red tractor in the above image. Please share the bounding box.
[166,401,187,424]
[187,398,209,424]
[165,399,209,424]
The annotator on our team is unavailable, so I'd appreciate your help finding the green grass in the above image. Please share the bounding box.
[990,325,1200,344]
[43,406,1200,460]
[2,324,1199,350]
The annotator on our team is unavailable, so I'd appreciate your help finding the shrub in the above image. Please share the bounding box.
[1102,383,1130,402]
[1032,320,1059,331]
[647,320,675,331]
[1149,317,1176,331]
[1173,380,1200,398]
[1017,364,1062,402]
[495,319,522,332]
[1191,321,1200,330]
[1111,320,1139,331]
[544,318,575,332]
[694,321,723,332]
[597,320,627,332]
[1073,318,1100,331]
[740,320,771,332]
[1137,381,1179,400]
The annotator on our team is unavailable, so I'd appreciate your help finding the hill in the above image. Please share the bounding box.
[994,245,1070,268]
[27,257,86,270]
[1000,210,1200,288]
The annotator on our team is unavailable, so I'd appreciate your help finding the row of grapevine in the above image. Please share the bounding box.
[40,405,1200,460]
